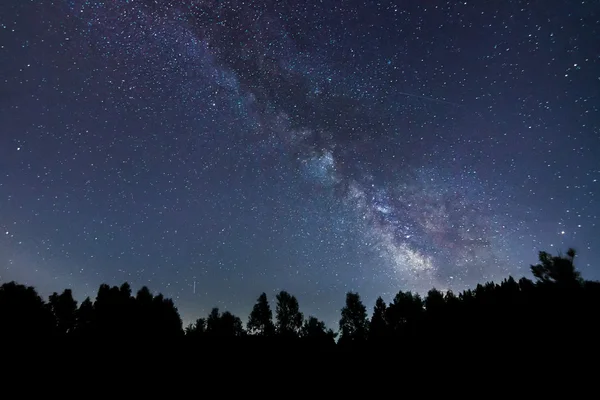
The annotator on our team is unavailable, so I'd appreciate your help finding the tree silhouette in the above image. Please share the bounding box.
[339,292,369,346]
[136,286,153,305]
[368,296,388,342]
[424,288,445,315]
[519,277,535,293]
[0,246,599,356]
[206,308,245,337]
[275,291,303,337]
[135,286,153,335]
[386,290,423,339]
[531,248,582,286]
[150,293,183,337]
[301,315,336,347]
[0,281,54,337]
[247,292,275,336]
[75,297,94,336]
[185,318,206,337]
[79,282,182,338]
[93,283,135,336]
[49,289,77,336]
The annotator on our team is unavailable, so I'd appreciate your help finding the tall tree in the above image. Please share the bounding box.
[247,292,275,336]
[275,291,303,337]
[136,286,153,305]
[301,316,336,347]
[0,281,54,337]
[385,290,423,338]
[424,288,446,341]
[339,292,369,345]
[220,311,244,337]
[93,282,135,336]
[185,318,206,337]
[301,316,327,338]
[425,288,445,315]
[75,297,94,336]
[151,293,183,337]
[531,248,582,286]
[206,308,244,337]
[206,307,220,335]
[49,289,78,335]
[368,296,388,341]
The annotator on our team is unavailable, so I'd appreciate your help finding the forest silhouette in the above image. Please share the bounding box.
[2,248,599,354]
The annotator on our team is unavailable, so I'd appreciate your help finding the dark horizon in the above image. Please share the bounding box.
[5,248,582,330]
[2,247,597,344]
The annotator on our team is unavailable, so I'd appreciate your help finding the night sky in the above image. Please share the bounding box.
[1,0,599,328]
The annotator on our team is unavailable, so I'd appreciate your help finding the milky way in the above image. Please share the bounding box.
[1,0,598,326]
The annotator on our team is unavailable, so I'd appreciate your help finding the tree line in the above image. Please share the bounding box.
[1,248,599,352]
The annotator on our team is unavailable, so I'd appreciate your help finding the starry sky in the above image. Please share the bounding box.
[1,0,599,327]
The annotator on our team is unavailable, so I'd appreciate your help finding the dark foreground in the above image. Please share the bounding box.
[2,249,599,363]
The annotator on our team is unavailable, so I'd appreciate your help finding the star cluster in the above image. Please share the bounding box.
[1,0,598,326]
